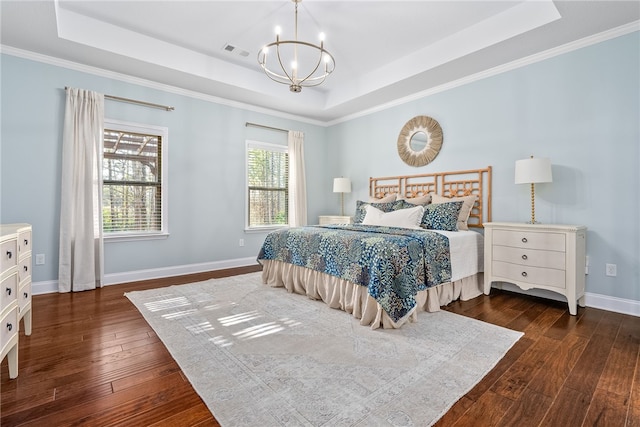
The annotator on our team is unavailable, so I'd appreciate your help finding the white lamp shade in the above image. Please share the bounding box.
[333,177,351,193]
[515,157,552,184]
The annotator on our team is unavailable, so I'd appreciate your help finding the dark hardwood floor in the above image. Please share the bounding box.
[2,267,639,426]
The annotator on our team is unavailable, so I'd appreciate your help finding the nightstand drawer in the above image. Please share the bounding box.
[492,245,565,270]
[493,260,566,289]
[493,229,565,251]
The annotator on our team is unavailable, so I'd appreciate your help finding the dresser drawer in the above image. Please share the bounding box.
[18,280,31,314]
[493,260,566,289]
[492,245,565,270]
[1,239,18,274]
[493,229,565,251]
[0,306,18,354]
[1,273,18,313]
[18,255,31,283]
[17,229,32,256]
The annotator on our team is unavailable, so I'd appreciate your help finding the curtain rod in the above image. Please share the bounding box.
[64,87,174,111]
[245,122,289,134]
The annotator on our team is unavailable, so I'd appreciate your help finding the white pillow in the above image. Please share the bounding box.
[362,205,424,229]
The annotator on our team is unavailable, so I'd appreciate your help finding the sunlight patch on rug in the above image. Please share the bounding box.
[125,272,523,427]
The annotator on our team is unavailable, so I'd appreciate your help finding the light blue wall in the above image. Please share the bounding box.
[0,54,328,281]
[327,32,639,302]
[1,30,638,305]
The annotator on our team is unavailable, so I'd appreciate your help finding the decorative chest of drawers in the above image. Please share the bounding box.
[1,223,33,379]
[483,222,587,315]
[319,215,353,225]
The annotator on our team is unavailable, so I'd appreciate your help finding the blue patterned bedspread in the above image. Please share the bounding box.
[257,224,451,322]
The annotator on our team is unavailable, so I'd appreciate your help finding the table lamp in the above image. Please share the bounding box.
[515,156,552,224]
[333,177,351,216]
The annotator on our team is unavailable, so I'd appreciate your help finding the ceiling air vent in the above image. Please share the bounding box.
[222,43,250,58]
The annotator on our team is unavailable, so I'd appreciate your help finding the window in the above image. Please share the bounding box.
[102,119,168,239]
[246,140,288,229]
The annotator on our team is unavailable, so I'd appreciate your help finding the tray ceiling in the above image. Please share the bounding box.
[1,1,638,123]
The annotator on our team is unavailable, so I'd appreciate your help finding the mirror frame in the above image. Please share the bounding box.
[397,116,443,167]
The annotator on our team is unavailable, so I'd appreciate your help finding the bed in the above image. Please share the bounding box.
[258,167,492,329]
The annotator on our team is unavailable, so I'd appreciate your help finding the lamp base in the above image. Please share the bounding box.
[529,182,536,224]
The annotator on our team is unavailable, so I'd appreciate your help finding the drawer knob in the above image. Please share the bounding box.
[521,271,528,277]
[24,239,28,246]
[6,323,12,332]
[6,250,12,259]
[5,287,11,296]
[24,292,28,299]
[522,254,528,260]
[521,237,528,243]
[23,266,28,272]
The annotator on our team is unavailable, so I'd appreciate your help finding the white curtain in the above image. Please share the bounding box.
[58,88,105,292]
[288,130,307,226]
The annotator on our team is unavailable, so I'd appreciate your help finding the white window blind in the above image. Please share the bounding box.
[247,141,289,228]
[103,120,168,237]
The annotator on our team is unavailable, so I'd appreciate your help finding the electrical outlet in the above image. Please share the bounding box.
[239,239,245,247]
[35,253,45,265]
[605,263,617,277]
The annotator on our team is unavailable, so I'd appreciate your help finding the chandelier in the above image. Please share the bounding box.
[257,0,335,92]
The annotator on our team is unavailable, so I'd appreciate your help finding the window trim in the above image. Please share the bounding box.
[103,118,169,242]
[245,139,289,232]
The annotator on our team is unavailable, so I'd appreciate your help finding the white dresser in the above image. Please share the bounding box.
[1,223,33,379]
[483,222,586,315]
[319,215,352,225]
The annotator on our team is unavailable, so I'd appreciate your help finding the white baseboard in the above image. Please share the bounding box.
[32,280,59,295]
[32,257,259,295]
[32,267,640,318]
[493,283,640,317]
[584,292,640,317]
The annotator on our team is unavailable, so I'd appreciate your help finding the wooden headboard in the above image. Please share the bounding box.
[369,167,492,228]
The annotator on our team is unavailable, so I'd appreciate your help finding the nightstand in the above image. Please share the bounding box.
[483,222,587,315]
[318,215,352,225]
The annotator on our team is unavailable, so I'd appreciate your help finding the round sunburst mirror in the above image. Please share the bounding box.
[397,116,443,167]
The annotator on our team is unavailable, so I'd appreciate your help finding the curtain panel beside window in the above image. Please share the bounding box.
[288,130,307,227]
[58,88,105,292]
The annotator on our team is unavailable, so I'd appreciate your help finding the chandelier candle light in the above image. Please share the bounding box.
[515,156,553,224]
[333,177,351,217]
[258,0,335,92]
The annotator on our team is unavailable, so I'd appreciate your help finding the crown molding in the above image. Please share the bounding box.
[327,21,640,126]
[2,20,638,127]
[0,45,326,127]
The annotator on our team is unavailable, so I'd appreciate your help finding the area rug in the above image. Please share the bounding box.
[125,272,523,426]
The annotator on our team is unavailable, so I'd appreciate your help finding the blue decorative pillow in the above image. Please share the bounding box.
[353,200,406,223]
[420,201,464,231]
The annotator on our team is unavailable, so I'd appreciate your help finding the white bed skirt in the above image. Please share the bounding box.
[260,260,484,329]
